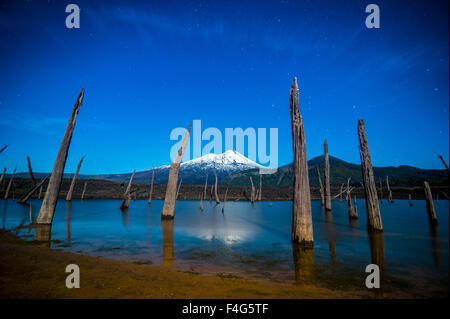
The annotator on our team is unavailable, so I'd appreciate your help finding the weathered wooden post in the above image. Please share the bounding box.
[0,168,6,190]
[18,174,50,204]
[437,155,449,175]
[148,164,155,205]
[289,77,313,246]
[386,176,393,203]
[162,122,191,219]
[379,178,383,205]
[66,156,84,201]
[222,187,228,213]
[27,156,36,186]
[346,178,357,219]
[203,174,208,201]
[4,167,16,199]
[408,194,413,207]
[424,181,438,225]
[358,119,383,232]
[258,174,262,201]
[81,182,87,200]
[37,88,84,225]
[249,177,255,204]
[324,139,332,211]
[120,169,136,209]
[214,167,220,204]
[316,166,324,206]
[176,178,182,200]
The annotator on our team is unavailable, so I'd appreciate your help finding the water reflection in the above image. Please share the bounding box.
[368,231,386,295]
[146,206,151,247]
[324,212,337,267]
[162,218,174,267]
[121,208,130,228]
[2,201,6,229]
[429,225,441,268]
[66,202,72,247]
[34,224,52,245]
[292,243,315,285]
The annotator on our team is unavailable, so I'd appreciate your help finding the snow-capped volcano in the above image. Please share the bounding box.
[94,151,264,185]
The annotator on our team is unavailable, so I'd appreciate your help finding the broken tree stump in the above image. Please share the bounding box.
[37,88,84,225]
[353,195,358,217]
[18,174,50,204]
[81,182,87,200]
[214,167,220,204]
[27,156,36,186]
[357,119,383,232]
[424,181,438,226]
[120,169,136,209]
[346,178,357,219]
[250,176,255,204]
[4,167,16,199]
[289,77,313,247]
[316,166,324,206]
[408,194,413,207]
[386,176,393,203]
[222,187,229,213]
[258,174,262,201]
[66,156,84,201]
[148,164,155,205]
[437,155,449,175]
[324,139,331,211]
[203,174,208,202]
[162,122,191,219]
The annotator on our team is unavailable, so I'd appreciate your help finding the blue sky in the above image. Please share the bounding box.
[0,0,448,174]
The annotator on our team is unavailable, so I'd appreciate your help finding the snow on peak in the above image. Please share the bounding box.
[181,150,263,169]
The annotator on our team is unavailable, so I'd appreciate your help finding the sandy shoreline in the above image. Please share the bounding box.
[0,230,370,299]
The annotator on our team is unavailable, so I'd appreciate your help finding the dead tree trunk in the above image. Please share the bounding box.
[148,164,155,206]
[37,88,84,224]
[379,178,383,205]
[437,155,449,175]
[324,139,331,211]
[316,166,324,206]
[353,195,358,217]
[162,122,191,219]
[408,194,413,207]
[339,183,344,202]
[210,185,213,201]
[38,185,43,199]
[199,192,203,211]
[176,178,182,200]
[18,174,50,204]
[81,182,87,200]
[4,167,16,199]
[222,187,229,213]
[258,174,262,201]
[386,176,393,203]
[357,119,383,232]
[214,167,220,204]
[203,174,208,202]
[66,156,84,201]
[27,156,36,186]
[120,169,136,209]
[250,176,255,204]
[0,145,7,154]
[424,181,438,225]
[0,168,6,191]
[289,77,313,247]
[346,178,357,219]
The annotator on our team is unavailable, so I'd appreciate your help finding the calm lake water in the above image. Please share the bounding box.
[1,198,448,297]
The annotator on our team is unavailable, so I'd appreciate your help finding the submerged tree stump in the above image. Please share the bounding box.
[214,167,220,204]
[316,166,324,206]
[250,176,255,204]
[346,178,357,219]
[203,174,208,202]
[37,88,84,225]
[353,195,358,217]
[81,182,87,200]
[222,187,229,213]
[408,194,413,207]
[27,156,36,186]
[148,164,155,206]
[162,122,191,219]
[357,119,383,232]
[0,168,6,191]
[258,174,262,201]
[4,167,16,199]
[66,156,84,201]
[424,181,438,226]
[120,169,136,209]
[324,139,331,211]
[386,176,393,203]
[289,77,313,247]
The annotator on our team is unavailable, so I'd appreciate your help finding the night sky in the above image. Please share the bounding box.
[0,0,448,174]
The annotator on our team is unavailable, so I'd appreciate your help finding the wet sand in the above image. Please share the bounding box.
[0,230,367,299]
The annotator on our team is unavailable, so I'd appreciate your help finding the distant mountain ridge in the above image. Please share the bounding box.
[10,153,447,187]
[223,155,448,187]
